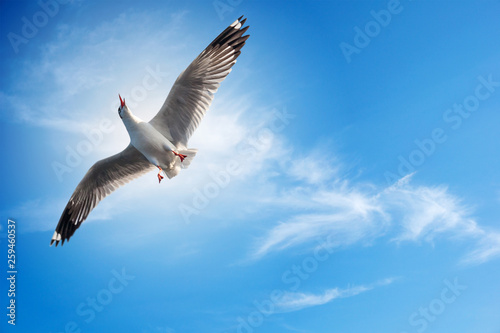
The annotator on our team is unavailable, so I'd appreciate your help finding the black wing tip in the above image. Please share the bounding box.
[230,16,247,30]
[50,231,62,247]
[52,202,82,247]
[50,236,69,247]
[233,17,249,44]
[209,16,249,52]
[51,209,74,247]
[235,16,248,29]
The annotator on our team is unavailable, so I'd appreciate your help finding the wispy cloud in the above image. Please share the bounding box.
[287,150,340,185]
[251,163,500,265]
[381,174,479,243]
[251,183,387,259]
[460,231,500,265]
[274,277,397,313]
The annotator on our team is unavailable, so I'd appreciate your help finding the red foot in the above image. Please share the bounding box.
[157,166,164,183]
[173,151,187,162]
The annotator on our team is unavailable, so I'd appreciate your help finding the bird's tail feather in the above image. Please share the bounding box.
[164,148,197,179]
[178,148,197,169]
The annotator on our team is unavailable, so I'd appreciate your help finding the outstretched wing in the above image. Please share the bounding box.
[51,144,155,246]
[149,16,249,147]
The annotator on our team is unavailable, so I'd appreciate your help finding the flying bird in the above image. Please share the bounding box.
[50,16,249,246]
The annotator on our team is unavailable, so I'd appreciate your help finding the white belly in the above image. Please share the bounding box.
[128,122,176,166]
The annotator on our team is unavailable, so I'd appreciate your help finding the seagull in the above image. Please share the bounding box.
[50,16,249,246]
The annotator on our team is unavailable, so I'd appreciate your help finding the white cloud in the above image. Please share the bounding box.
[251,183,387,259]
[382,180,479,242]
[287,150,339,185]
[460,231,500,265]
[251,168,500,265]
[274,277,396,313]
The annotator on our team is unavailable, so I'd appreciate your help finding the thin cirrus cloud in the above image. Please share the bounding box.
[461,231,500,265]
[251,164,500,265]
[274,277,397,313]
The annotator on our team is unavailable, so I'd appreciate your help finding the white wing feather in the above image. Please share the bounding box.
[149,16,249,147]
[51,144,154,246]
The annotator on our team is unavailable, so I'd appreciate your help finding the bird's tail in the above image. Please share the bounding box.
[177,148,197,169]
[164,148,197,179]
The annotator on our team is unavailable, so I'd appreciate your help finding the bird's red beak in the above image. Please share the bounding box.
[119,94,125,107]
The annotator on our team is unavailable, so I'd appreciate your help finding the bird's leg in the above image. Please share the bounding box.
[172,151,187,162]
[157,165,164,183]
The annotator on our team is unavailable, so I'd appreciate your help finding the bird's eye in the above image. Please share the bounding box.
[118,107,121,112]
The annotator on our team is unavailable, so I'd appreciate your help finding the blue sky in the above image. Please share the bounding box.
[1,0,500,332]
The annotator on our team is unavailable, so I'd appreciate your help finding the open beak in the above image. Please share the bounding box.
[119,94,125,107]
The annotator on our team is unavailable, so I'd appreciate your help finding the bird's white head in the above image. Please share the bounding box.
[117,94,132,120]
